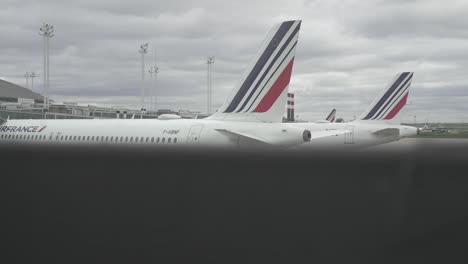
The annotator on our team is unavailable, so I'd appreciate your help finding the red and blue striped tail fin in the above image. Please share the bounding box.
[326,109,336,122]
[208,20,302,123]
[359,72,414,124]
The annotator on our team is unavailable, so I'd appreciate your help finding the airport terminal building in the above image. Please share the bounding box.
[0,79,44,107]
[0,79,203,121]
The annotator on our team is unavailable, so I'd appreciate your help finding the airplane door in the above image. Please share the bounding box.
[187,125,203,144]
[49,132,56,144]
[344,125,355,144]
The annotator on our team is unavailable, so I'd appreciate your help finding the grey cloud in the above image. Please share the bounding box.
[347,1,468,39]
[0,0,467,121]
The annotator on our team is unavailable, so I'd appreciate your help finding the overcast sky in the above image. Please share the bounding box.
[1,0,467,122]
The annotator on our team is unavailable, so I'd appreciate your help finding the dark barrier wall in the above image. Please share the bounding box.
[1,145,467,263]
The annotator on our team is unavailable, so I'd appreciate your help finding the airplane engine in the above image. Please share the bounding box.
[399,126,418,138]
[262,126,311,147]
[157,114,182,120]
[303,130,312,142]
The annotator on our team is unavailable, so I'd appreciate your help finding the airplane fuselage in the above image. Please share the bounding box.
[0,118,309,148]
[0,118,417,150]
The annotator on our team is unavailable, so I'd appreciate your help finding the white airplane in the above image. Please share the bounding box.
[0,20,349,149]
[288,72,418,150]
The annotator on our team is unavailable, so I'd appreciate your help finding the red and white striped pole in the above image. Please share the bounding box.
[290,93,295,122]
[287,93,294,121]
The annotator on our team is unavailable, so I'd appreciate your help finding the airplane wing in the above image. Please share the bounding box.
[214,129,270,144]
[215,128,350,144]
[372,128,399,138]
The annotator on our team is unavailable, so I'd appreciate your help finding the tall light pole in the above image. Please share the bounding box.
[152,47,159,112]
[148,65,159,112]
[206,56,215,114]
[39,23,54,110]
[24,72,30,89]
[139,43,149,114]
[154,66,159,112]
[148,67,154,112]
[30,72,36,92]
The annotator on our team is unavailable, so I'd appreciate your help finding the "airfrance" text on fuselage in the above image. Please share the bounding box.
[0,126,47,133]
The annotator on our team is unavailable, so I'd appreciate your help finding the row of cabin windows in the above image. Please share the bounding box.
[0,134,178,144]
[0,134,46,140]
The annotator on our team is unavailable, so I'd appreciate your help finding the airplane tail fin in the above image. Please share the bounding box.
[325,109,336,122]
[358,72,414,124]
[207,20,302,123]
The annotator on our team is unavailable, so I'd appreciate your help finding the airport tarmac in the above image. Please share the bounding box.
[366,137,468,152]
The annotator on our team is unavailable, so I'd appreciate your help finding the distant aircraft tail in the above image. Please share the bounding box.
[325,109,336,122]
[207,20,302,123]
[358,72,414,124]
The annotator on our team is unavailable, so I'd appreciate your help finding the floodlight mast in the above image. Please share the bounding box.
[151,47,159,112]
[39,23,54,111]
[30,72,36,92]
[139,43,149,112]
[48,26,54,109]
[40,26,46,109]
[154,66,159,112]
[206,56,215,114]
[24,72,30,89]
[148,67,154,112]
[148,64,159,113]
